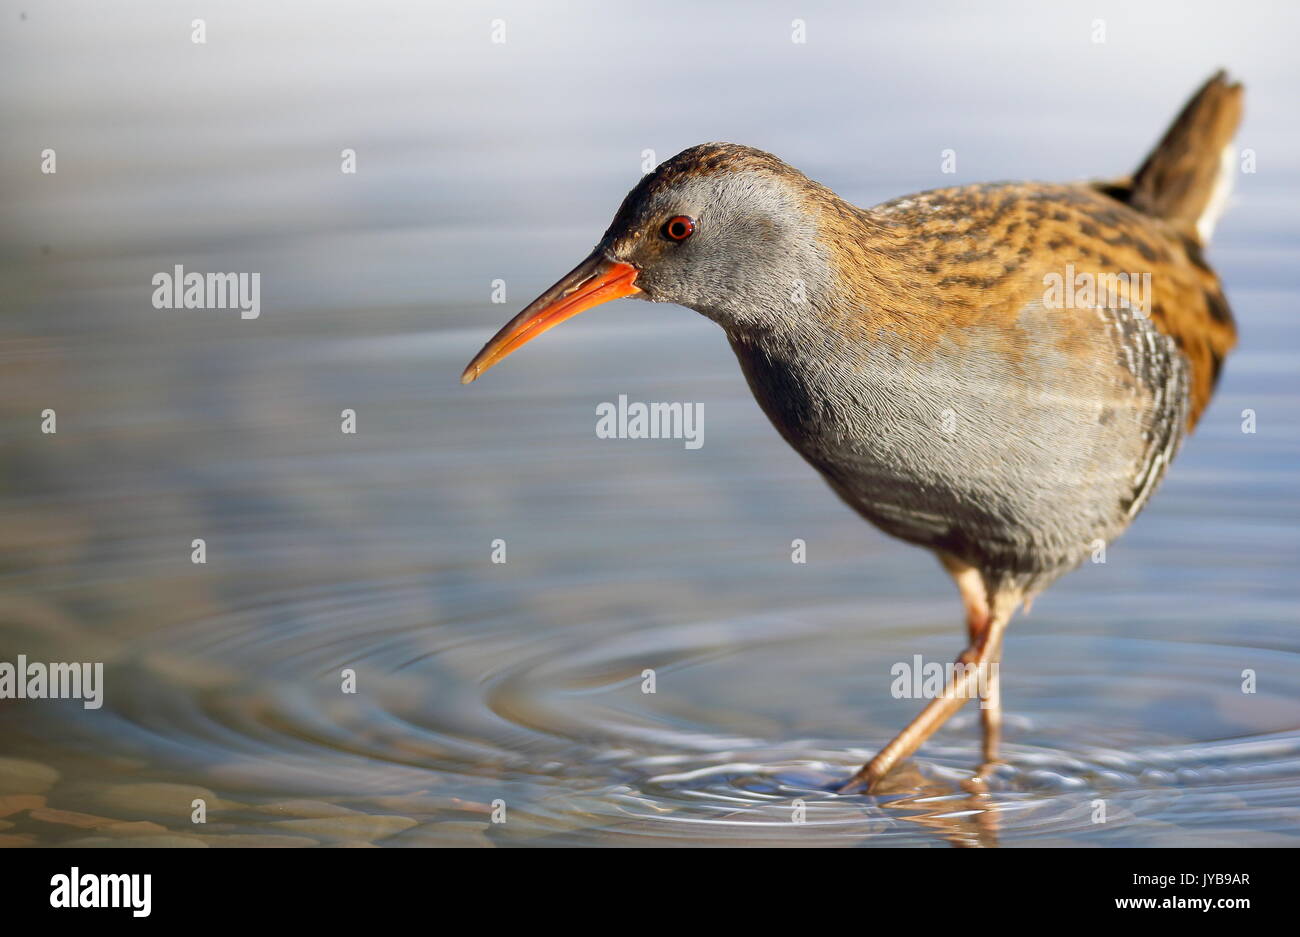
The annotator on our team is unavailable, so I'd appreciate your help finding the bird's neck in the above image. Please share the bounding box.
[716,193,923,356]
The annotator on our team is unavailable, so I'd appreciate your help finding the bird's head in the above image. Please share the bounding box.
[461,143,843,384]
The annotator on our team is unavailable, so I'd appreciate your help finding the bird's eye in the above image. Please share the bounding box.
[663,215,695,241]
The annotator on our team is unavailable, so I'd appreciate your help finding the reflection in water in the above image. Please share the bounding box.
[2,1,1299,846]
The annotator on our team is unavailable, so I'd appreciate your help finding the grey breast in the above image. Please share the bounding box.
[728,300,1189,594]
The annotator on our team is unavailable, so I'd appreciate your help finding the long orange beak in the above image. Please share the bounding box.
[460,253,640,384]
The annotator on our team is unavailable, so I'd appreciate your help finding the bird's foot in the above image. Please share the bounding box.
[836,763,886,795]
[960,773,989,795]
[961,759,1001,794]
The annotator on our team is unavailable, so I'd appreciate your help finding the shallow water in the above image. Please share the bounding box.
[2,2,1299,846]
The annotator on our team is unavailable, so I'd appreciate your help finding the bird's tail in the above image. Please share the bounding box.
[1126,70,1244,244]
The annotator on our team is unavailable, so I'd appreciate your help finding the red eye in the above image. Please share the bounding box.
[663,215,695,241]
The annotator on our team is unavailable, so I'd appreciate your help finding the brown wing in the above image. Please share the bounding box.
[818,182,1235,429]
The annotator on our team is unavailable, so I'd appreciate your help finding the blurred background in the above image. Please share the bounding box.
[1,0,1297,846]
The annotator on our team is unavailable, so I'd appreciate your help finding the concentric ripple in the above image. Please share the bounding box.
[7,569,1297,847]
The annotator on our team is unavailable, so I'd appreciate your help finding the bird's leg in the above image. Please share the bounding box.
[945,560,1004,772]
[976,620,1005,770]
[838,617,1006,794]
[838,556,1015,795]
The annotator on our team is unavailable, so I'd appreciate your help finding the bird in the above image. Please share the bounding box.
[461,72,1243,795]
